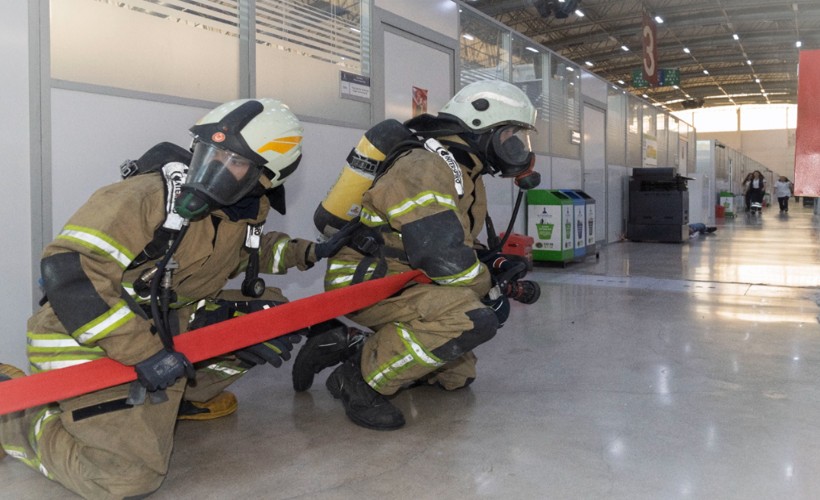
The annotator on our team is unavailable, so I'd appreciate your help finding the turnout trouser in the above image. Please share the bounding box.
[349,283,496,395]
[1,379,185,500]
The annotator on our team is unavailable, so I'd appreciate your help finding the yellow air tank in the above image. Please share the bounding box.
[314,119,413,236]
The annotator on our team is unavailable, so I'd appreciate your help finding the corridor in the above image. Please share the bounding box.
[5,202,820,500]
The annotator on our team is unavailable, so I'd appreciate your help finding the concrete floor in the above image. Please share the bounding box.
[5,201,820,499]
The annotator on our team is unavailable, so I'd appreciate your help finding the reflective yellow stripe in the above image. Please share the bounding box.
[57,225,134,268]
[270,238,289,273]
[431,260,482,286]
[385,191,457,221]
[73,300,135,344]
[366,322,443,390]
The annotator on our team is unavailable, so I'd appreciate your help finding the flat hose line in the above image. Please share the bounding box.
[0,270,425,415]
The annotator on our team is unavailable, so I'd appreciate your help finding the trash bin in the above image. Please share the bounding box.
[719,191,735,217]
[573,190,598,259]
[527,189,574,265]
[560,190,586,260]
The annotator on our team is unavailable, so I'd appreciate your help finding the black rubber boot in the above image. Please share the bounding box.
[292,320,365,392]
[325,358,405,430]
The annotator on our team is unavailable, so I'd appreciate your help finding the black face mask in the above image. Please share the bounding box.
[486,126,535,178]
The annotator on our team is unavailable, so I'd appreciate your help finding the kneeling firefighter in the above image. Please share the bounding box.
[0,98,349,499]
[292,80,542,430]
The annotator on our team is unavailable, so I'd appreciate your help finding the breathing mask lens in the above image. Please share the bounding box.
[185,141,261,205]
[489,126,535,178]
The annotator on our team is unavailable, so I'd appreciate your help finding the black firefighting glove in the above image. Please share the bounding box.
[134,349,195,392]
[235,333,302,369]
[313,220,361,260]
[488,255,528,283]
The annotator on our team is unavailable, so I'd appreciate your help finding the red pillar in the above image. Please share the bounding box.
[795,50,820,196]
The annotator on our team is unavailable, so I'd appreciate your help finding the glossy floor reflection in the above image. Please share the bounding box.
[5,203,820,499]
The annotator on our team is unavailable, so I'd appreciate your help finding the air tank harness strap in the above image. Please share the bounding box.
[347,224,390,285]
[241,223,266,298]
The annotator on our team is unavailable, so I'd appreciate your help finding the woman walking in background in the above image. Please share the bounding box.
[774,176,794,213]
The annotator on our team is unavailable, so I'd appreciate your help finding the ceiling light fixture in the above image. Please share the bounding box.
[654,16,664,24]
[733,34,739,40]
[747,60,752,65]
[683,47,691,54]
[585,61,594,67]
[755,78,761,83]
[618,79,625,85]
[462,33,475,41]
[796,41,802,48]
[575,10,585,17]
[526,46,539,53]
[703,69,709,75]
[621,45,629,51]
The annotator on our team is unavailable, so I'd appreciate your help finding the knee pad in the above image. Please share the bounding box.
[432,307,498,361]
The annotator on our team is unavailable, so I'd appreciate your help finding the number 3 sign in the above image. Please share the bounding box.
[642,13,658,86]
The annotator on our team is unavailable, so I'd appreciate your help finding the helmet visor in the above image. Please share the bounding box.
[490,125,535,177]
[185,141,262,206]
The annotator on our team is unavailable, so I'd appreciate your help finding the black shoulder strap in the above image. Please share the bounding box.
[120,142,192,179]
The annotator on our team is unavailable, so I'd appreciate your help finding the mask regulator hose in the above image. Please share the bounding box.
[149,223,190,351]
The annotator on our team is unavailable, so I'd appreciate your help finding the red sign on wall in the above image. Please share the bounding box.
[642,13,658,86]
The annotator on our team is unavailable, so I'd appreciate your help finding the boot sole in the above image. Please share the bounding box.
[345,410,405,431]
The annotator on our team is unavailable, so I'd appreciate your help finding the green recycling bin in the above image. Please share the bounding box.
[719,191,735,217]
[527,189,574,264]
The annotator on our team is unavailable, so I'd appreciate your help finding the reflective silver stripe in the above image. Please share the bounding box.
[204,362,244,377]
[366,323,443,389]
[328,262,358,272]
[360,208,386,226]
[27,336,82,348]
[432,260,482,286]
[271,238,289,273]
[396,323,441,366]
[386,191,457,221]
[58,225,133,268]
[75,302,134,344]
[368,353,414,390]
[32,359,91,371]
[32,408,60,478]
[327,274,354,287]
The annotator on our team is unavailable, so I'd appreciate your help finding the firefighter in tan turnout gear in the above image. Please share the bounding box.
[0,98,347,499]
[292,80,541,430]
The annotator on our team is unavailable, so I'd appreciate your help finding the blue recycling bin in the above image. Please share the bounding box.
[559,189,586,260]
[573,190,598,258]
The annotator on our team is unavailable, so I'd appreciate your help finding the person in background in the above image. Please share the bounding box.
[0,98,347,499]
[774,176,794,213]
[743,170,766,213]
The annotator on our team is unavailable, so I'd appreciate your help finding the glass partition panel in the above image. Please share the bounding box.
[459,9,510,85]
[256,0,370,124]
[656,112,668,167]
[606,88,626,166]
[511,33,548,154]
[626,96,642,168]
[668,117,679,168]
[549,54,580,158]
[51,0,240,102]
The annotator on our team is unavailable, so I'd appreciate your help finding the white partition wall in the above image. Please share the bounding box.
[1,1,34,369]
